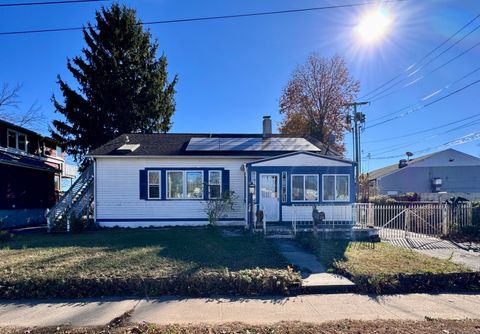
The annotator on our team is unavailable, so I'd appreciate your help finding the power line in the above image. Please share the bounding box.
[0,0,408,35]
[367,118,480,156]
[363,113,480,144]
[368,66,480,123]
[365,78,480,129]
[367,32,480,102]
[0,0,106,7]
[366,131,480,160]
[360,12,480,100]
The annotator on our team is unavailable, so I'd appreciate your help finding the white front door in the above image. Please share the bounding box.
[260,174,280,222]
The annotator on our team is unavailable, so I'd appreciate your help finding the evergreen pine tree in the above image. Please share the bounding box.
[51,4,177,162]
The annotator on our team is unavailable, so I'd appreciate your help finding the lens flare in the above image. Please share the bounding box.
[355,9,393,43]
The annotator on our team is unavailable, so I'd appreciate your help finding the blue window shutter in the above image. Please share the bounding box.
[139,170,147,200]
[222,169,230,195]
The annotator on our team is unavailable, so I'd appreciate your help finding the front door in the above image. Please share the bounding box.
[260,174,280,222]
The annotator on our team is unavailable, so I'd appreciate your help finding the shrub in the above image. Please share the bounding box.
[368,195,397,204]
[203,191,238,226]
[0,268,301,299]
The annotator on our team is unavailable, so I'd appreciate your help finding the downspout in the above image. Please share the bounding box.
[243,163,249,229]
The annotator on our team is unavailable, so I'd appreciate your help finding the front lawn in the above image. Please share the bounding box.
[297,237,479,293]
[0,228,300,298]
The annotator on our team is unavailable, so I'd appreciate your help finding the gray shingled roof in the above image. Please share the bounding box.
[367,152,436,180]
[88,133,338,157]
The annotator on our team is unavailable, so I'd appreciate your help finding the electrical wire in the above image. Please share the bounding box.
[0,0,105,7]
[0,0,408,35]
[365,78,480,129]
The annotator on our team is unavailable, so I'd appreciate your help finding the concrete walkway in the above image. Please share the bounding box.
[273,240,355,291]
[0,294,479,327]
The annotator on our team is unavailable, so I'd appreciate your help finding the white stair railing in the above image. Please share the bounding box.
[46,164,94,231]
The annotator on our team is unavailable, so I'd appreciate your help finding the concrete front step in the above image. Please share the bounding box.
[265,234,294,239]
[301,273,357,294]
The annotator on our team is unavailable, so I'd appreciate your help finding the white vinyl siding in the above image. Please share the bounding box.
[95,157,254,227]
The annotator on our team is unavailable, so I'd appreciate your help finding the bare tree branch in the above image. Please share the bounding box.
[0,82,47,132]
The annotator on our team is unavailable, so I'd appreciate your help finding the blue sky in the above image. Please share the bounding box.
[1,0,480,171]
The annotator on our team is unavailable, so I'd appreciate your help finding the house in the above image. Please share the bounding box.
[368,148,480,201]
[85,116,356,228]
[0,119,77,227]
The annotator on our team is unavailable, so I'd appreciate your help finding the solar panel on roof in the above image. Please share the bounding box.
[186,137,320,152]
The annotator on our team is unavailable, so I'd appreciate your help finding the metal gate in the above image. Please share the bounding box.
[363,203,473,240]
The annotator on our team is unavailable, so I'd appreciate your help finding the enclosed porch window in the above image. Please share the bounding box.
[291,174,319,202]
[323,174,350,202]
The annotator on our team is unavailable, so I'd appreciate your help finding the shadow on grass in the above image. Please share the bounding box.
[295,236,375,271]
[1,227,287,272]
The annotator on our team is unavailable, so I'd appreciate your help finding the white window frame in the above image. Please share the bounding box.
[208,170,222,199]
[147,170,161,199]
[322,174,350,202]
[166,170,204,200]
[7,129,28,152]
[290,174,319,202]
[281,171,287,203]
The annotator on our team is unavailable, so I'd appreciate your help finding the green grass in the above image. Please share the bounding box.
[300,239,469,276]
[0,227,289,281]
[297,237,478,293]
[306,240,469,276]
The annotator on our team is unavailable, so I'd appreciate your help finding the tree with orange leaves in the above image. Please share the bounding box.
[278,53,359,155]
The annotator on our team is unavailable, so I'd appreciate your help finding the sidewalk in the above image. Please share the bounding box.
[0,293,479,327]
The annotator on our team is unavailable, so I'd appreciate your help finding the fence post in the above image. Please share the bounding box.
[442,204,449,236]
[404,207,409,238]
[368,203,373,227]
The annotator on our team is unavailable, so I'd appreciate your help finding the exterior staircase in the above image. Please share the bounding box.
[46,164,94,231]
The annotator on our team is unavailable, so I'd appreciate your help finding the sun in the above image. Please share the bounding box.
[355,8,393,44]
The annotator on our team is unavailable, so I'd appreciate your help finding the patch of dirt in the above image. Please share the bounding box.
[1,319,480,334]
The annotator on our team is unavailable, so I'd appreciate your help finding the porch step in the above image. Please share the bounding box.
[265,234,294,239]
[265,227,295,239]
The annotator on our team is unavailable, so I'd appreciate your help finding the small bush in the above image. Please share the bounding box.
[368,195,397,204]
[0,268,301,299]
[203,191,237,226]
[336,270,480,294]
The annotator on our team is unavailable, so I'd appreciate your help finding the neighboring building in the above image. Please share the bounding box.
[368,148,480,200]
[0,119,77,227]
[85,116,356,228]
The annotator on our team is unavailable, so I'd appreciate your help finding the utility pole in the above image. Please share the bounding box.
[345,102,368,199]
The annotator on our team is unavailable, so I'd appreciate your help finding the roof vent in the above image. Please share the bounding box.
[398,159,408,169]
[263,116,272,139]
